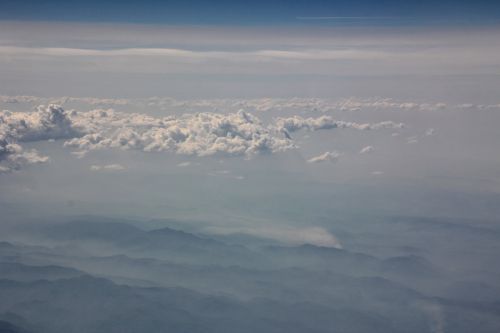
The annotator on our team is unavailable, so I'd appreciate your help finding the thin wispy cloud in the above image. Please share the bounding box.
[0,45,392,61]
[296,16,397,20]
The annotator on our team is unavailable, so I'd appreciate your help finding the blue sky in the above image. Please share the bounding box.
[1,0,500,26]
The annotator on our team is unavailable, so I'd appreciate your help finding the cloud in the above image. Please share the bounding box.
[425,128,436,136]
[307,151,341,163]
[0,45,399,63]
[288,226,342,248]
[90,164,126,171]
[0,138,48,173]
[407,136,419,144]
[359,145,374,154]
[0,104,81,172]
[296,16,396,20]
[0,101,410,172]
[64,109,295,158]
[275,115,404,133]
[207,169,246,180]
[420,302,446,333]
[0,104,82,142]
[302,98,446,113]
[205,225,342,248]
[4,95,500,116]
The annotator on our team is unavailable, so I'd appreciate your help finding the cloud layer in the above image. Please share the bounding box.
[0,100,409,172]
[276,115,404,133]
[3,95,500,114]
[64,109,294,157]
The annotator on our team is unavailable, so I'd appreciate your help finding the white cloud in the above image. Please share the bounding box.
[275,115,404,133]
[0,104,83,142]
[359,145,374,154]
[0,45,408,63]
[0,100,415,173]
[4,95,500,116]
[0,139,48,173]
[307,151,341,163]
[0,104,295,172]
[64,109,295,158]
[425,128,436,136]
[0,104,80,172]
[205,225,342,248]
[90,164,126,171]
[407,136,419,144]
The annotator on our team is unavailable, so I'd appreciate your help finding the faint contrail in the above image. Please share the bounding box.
[296,16,397,20]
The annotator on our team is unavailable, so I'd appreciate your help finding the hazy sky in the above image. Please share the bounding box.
[1,0,499,233]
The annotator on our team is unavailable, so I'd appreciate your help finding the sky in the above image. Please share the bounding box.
[1,0,500,25]
[1,0,500,100]
[1,0,500,227]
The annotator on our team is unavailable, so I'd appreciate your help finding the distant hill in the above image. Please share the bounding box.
[0,262,84,282]
[0,320,31,333]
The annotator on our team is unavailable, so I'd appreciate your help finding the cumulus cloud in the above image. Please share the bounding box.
[307,151,341,163]
[0,104,82,142]
[359,145,374,154]
[0,139,48,173]
[0,104,81,172]
[275,115,404,133]
[0,104,292,172]
[64,109,294,158]
[0,101,409,173]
